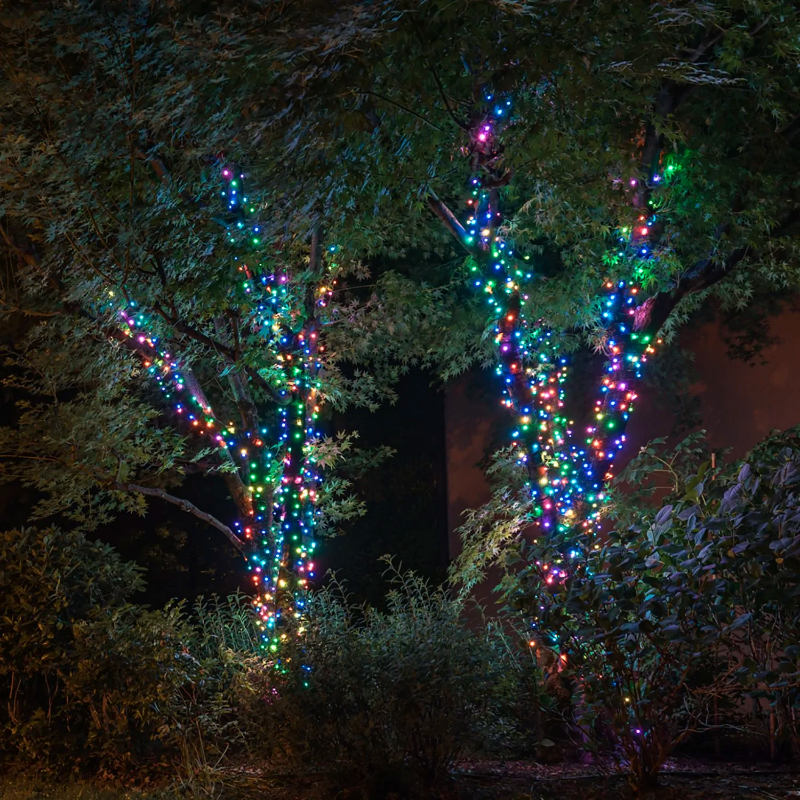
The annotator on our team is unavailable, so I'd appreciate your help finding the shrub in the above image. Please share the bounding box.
[2,526,141,766]
[174,594,264,783]
[506,518,734,789]
[64,603,198,773]
[503,428,800,787]
[0,526,142,686]
[0,526,202,773]
[0,527,543,792]
[257,562,528,797]
[619,428,800,757]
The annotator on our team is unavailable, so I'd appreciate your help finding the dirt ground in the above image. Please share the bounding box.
[449,758,800,799]
[3,758,799,800]
[219,758,800,799]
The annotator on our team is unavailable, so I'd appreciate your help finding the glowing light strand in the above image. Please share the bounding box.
[102,167,329,655]
[460,96,670,560]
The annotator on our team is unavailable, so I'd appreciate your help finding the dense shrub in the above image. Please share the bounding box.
[502,428,800,787]
[619,429,800,756]
[255,563,534,797]
[0,527,234,774]
[0,529,540,794]
[2,527,162,768]
[506,510,732,788]
[0,526,141,683]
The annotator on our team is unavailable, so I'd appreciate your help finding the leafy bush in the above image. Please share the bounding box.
[0,527,545,793]
[256,562,531,797]
[618,428,800,756]
[506,513,732,788]
[64,603,198,773]
[502,428,800,787]
[0,526,219,774]
[0,526,142,683]
[2,526,153,768]
[173,594,264,788]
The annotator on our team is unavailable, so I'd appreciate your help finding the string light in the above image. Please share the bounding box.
[99,165,333,657]
[460,95,668,582]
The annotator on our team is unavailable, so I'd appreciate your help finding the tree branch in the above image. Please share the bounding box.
[168,313,237,359]
[426,191,472,252]
[177,356,259,525]
[214,315,260,431]
[310,217,324,274]
[365,90,443,131]
[118,482,249,556]
[157,304,288,403]
[635,210,800,336]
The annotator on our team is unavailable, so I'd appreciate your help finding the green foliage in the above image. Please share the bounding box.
[495,429,800,787]
[63,604,198,773]
[453,446,538,592]
[233,0,800,334]
[255,563,534,796]
[0,528,547,792]
[307,430,395,538]
[0,526,143,681]
[0,526,257,776]
[505,519,732,788]
[2,0,800,560]
[0,0,478,554]
[0,526,185,770]
[614,428,800,702]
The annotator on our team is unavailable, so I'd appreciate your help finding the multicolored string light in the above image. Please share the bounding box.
[100,166,330,654]
[460,96,669,560]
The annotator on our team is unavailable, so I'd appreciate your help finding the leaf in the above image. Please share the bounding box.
[726,613,753,632]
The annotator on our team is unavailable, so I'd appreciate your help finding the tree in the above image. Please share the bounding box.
[3,0,800,623]
[497,429,800,787]
[230,0,800,569]
[0,2,473,644]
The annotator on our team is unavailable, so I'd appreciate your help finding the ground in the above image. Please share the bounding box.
[2,760,799,800]
[453,759,800,799]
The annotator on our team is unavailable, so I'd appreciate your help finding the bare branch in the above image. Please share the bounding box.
[428,59,469,130]
[178,365,251,508]
[118,482,249,556]
[214,315,260,431]
[158,305,287,403]
[426,191,472,252]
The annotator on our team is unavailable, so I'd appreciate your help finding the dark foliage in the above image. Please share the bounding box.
[499,429,800,788]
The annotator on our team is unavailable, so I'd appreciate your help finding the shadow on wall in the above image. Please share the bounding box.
[446,306,800,580]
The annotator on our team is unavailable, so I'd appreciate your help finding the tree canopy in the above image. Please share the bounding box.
[1,0,799,613]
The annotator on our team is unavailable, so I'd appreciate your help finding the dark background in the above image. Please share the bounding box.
[0,367,448,609]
